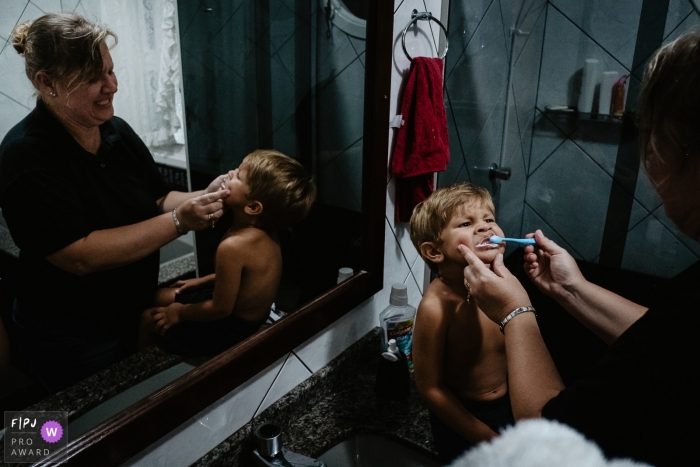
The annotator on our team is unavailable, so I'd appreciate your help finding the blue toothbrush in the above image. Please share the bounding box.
[489,235,536,245]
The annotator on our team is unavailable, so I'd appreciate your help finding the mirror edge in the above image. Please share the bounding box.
[46,0,394,464]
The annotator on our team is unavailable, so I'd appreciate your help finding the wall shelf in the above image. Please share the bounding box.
[541,106,630,124]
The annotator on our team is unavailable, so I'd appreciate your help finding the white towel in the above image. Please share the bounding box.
[449,419,651,467]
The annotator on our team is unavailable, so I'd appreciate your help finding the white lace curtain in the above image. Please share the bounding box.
[104,0,185,160]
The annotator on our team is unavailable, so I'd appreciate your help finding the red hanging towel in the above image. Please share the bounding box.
[391,57,449,223]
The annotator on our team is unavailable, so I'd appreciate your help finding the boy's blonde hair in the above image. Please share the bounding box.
[242,150,316,231]
[638,30,700,181]
[409,183,494,273]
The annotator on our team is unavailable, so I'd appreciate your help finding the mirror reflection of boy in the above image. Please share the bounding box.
[137,150,316,356]
[409,183,514,464]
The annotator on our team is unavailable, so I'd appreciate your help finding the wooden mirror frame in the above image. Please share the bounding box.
[46,0,393,464]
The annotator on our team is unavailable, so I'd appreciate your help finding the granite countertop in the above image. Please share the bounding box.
[195,328,437,466]
[23,345,183,420]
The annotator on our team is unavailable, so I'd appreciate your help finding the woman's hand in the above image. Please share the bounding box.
[176,190,229,232]
[150,303,182,335]
[523,230,584,301]
[204,174,228,194]
[458,245,532,324]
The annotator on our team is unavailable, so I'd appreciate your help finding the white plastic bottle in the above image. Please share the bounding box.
[337,267,353,283]
[379,283,416,367]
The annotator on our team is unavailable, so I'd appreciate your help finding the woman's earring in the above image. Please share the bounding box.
[50,92,57,97]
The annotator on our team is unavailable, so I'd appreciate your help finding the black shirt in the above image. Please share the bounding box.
[0,101,169,339]
[542,261,700,466]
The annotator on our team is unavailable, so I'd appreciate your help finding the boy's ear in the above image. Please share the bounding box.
[420,242,444,264]
[244,200,263,216]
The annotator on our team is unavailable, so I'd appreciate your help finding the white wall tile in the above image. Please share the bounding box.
[409,254,427,295]
[122,355,286,467]
[0,1,45,138]
[383,217,414,286]
[255,353,312,416]
[0,41,38,109]
[294,293,382,373]
[0,93,30,139]
[61,0,83,15]
[652,206,700,258]
[0,1,29,40]
[27,0,63,15]
[550,0,643,70]
[621,214,698,278]
[664,0,694,38]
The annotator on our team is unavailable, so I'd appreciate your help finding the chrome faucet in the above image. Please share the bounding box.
[252,423,327,467]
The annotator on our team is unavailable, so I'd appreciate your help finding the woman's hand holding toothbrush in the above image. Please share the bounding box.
[522,230,585,301]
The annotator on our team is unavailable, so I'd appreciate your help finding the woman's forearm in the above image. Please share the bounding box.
[503,312,565,420]
[158,190,205,213]
[46,212,180,275]
[555,280,647,344]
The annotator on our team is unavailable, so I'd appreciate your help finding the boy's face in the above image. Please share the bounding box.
[222,163,252,209]
[437,202,505,267]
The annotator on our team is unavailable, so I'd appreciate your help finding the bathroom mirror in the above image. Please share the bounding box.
[37,0,393,463]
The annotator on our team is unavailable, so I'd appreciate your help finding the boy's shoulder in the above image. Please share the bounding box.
[419,278,462,316]
[218,227,276,254]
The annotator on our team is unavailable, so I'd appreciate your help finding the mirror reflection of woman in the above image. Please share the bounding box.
[456,31,700,466]
[0,13,229,394]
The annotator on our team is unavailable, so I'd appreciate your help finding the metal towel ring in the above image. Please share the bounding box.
[401,9,449,62]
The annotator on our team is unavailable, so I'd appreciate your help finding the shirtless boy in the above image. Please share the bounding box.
[137,150,316,356]
[409,183,514,463]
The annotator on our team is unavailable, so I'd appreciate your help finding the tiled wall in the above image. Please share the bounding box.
[442,0,700,278]
[0,1,98,139]
[315,2,367,213]
[527,0,700,278]
[122,0,439,465]
[441,0,548,256]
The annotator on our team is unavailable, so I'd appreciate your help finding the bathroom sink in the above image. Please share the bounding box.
[318,434,440,467]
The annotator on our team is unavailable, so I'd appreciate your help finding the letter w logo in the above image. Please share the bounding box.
[46,427,58,437]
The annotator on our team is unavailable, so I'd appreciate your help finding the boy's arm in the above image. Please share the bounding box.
[169,274,216,294]
[413,296,499,445]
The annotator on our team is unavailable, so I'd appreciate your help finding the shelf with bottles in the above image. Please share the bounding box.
[540,105,632,124]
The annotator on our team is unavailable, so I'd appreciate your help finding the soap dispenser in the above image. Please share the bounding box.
[374,339,410,400]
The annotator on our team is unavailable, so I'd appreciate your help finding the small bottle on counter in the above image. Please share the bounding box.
[379,284,416,368]
[374,339,410,401]
[337,267,353,283]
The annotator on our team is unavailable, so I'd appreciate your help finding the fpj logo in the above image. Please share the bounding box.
[4,411,68,463]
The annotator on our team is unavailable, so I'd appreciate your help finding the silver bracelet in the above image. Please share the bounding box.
[172,209,185,235]
[499,306,536,334]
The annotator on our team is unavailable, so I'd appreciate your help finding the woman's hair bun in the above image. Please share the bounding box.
[11,22,31,55]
